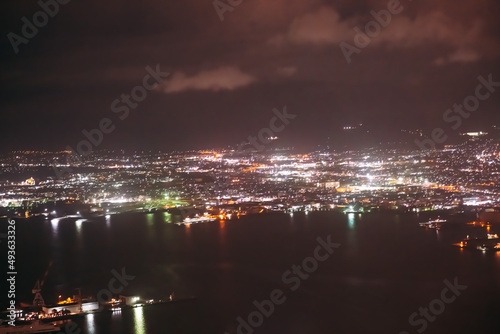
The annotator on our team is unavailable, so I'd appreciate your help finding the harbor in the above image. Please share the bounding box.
[1,271,195,334]
[456,234,500,252]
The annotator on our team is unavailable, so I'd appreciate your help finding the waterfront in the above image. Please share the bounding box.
[2,212,500,333]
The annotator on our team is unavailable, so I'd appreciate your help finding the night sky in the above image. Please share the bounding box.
[1,0,499,152]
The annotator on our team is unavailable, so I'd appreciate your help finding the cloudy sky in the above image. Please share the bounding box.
[1,0,499,152]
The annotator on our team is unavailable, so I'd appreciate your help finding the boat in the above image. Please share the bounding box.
[0,320,60,333]
[175,216,217,226]
[458,234,500,251]
[105,295,198,311]
[419,218,447,229]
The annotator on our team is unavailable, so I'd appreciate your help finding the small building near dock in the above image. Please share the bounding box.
[42,301,99,315]
[120,295,141,306]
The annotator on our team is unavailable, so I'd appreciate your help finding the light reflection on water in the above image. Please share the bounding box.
[219,220,227,259]
[347,213,355,229]
[76,219,85,233]
[435,228,442,241]
[146,213,154,226]
[133,307,146,334]
[112,308,122,318]
[86,313,96,334]
[50,218,60,234]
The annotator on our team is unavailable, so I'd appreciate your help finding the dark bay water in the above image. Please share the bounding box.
[2,212,500,334]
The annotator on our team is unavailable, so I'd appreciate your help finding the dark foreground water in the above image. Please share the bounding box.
[2,212,500,334]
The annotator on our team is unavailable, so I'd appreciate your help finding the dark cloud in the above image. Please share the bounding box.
[1,0,499,152]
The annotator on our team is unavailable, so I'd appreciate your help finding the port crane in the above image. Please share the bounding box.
[32,261,53,307]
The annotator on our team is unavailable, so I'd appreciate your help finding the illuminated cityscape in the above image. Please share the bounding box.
[2,136,500,220]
